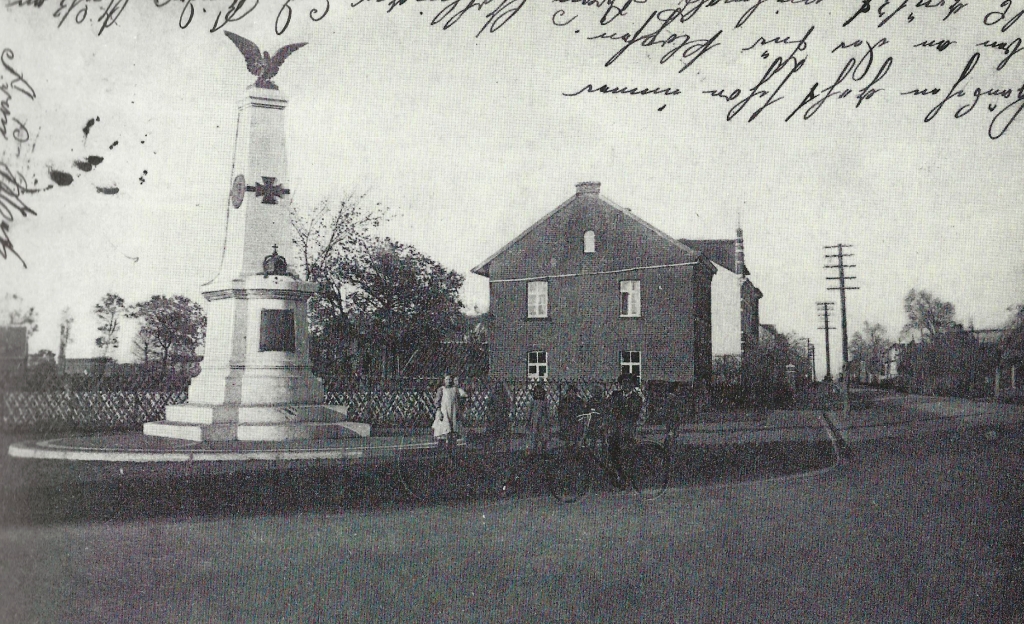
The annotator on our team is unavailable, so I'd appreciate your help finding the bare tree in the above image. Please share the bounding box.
[94,293,126,359]
[851,322,892,380]
[132,331,155,364]
[58,307,74,372]
[902,289,957,342]
[129,296,206,371]
[291,192,392,283]
[291,192,391,376]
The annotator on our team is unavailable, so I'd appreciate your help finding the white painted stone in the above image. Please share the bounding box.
[143,421,238,442]
[144,86,368,443]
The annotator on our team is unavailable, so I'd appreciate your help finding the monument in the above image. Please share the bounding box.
[144,33,367,442]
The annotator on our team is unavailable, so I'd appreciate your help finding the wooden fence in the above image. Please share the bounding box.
[0,374,691,434]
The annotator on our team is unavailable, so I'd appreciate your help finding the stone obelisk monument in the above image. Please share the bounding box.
[144,33,366,442]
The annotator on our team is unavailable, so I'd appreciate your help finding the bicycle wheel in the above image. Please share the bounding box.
[626,442,670,500]
[496,450,547,499]
[396,453,454,502]
[545,447,592,503]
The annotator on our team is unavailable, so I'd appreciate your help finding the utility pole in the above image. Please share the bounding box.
[826,243,859,420]
[817,302,835,382]
[825,244,859,376]
[806,338,816,383]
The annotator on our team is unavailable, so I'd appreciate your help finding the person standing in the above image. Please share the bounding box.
[435,374,468,442]
[528,381,550,452]
[556,384,586,445]
[485,382,513,450]
[607,373,643,476]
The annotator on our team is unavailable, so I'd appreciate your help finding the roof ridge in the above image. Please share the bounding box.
[471,187,716,277]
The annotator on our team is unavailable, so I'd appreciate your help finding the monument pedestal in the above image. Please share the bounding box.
[144,275,368,442]
[143,82,367,443]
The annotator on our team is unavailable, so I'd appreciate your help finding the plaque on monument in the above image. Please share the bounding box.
[259,309,296,352]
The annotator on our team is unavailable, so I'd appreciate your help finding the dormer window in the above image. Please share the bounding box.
[584,230,596,253]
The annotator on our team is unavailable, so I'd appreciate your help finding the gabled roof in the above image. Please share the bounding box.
[472,183,715,277]
[678,239,749,276]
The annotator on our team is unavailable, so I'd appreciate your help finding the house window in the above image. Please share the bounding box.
[620,280,641,317]
[584,230,596,253]
[528,351,548,379]
[528,281,548,318]
[620,351,641,379]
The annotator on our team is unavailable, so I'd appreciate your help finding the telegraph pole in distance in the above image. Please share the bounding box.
[817,302,835,382]
[806,338,816,383]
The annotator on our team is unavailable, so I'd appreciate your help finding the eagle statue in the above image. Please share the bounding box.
[224,31,307,90]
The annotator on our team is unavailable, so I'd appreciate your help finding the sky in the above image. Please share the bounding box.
[2,0,1023,378]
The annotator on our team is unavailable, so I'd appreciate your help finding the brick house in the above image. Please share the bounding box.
[679,229,762,358]
[471,182,716,382]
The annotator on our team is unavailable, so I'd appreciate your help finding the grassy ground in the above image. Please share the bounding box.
[1,396,1021,623]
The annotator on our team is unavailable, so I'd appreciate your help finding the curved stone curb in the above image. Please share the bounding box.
[8,434,442,463]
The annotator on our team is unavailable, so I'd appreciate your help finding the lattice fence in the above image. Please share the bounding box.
[1,391,188,433]
[1,374,695,434]
[322,378,689,431]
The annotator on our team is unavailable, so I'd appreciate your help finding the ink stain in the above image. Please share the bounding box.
[49,170,74,186]
[83,117,100,138]
[658,104,666,111]
[96,185,120,195]
[109,140,119,150]
[139,169,148,185]
[72,156,104,172]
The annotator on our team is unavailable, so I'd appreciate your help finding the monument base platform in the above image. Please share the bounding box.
[144,403,370,442]
[8,432,443,464]
[143,420,371,442]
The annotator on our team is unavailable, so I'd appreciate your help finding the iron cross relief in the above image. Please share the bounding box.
[245,176,291,205]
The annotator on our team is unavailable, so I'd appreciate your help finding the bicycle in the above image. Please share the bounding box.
[394,434,484,502]
[395,431,561,503]
[545,409,670,503]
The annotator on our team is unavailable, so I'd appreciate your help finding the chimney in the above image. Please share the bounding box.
[576,181,601,196]
[735,226,745,275]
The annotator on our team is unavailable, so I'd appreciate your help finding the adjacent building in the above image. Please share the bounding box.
[679,229,762,359]
[0,326,28,381]
[471,182,717,382]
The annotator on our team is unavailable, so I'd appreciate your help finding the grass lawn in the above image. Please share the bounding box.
[1,420,1021,622]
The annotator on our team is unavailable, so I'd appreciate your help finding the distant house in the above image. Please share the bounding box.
[62,358,113,376]
[471,181,716,382]
[27,350,56,370]
[680,228,762,358]
[0,326,29,379]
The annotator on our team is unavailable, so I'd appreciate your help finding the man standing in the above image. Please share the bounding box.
[528,381,550,452]
[607,373,643,475]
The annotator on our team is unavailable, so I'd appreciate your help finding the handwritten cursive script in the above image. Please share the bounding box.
[0,49,35,145]
[0,162,39,268]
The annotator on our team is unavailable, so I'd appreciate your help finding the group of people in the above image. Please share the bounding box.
[430,372,649,453]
